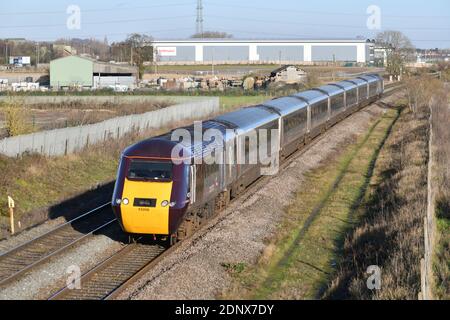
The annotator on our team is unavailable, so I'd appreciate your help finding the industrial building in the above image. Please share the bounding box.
[153,39,375,65]
[50,55,138,90]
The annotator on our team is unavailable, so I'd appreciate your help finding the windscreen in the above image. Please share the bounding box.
[127,160,173,181]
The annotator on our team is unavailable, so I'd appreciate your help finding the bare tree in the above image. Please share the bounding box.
[376,30,414,53]
[376,30,415,77]
[125,33,153,79]
[191,31,233,39]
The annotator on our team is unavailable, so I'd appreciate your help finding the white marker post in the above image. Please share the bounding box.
[8,196,15,235]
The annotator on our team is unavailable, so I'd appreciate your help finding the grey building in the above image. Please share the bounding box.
[153,39,374,64]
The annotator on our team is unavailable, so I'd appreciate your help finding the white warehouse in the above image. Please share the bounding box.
[153,39,375,65]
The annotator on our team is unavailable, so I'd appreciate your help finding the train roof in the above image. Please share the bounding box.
[212,106,279,133]
[261,96,308,117]
[291,89,328,105]
[345,78,368,87]
[316,84,345,96]
[123,137,181,159]
[357,75,379,83]
[366,73,383,81]
[334,80,358,90]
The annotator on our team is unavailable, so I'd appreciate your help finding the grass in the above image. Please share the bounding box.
[431,88,450,299]
[0,99,172,135]
[219,95,272,111]
[221,107,398,300]
[325,106,430,300]
[0,90,270,237]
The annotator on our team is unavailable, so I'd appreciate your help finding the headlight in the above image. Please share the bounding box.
[115,199,122,204]
[161,200,169,207]
[122,198,129,205]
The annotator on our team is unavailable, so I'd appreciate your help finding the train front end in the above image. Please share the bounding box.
[111,138,191,237]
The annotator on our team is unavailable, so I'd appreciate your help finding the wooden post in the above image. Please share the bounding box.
[7,196,15,235]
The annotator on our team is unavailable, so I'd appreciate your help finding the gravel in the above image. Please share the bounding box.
[0,93,402,300]
[0,231,125,300]
[0,217,67,255]
[115,98,400,300]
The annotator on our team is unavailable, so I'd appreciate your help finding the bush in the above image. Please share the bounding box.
[1,100,32,137]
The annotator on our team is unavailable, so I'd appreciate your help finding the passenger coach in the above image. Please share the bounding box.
[112,74,384,244]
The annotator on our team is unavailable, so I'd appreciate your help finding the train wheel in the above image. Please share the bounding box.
[169,234,178,246]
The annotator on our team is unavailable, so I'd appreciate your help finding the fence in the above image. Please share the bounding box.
[0,97,219,157]
[0,95,210,106]
[419,101,436,300]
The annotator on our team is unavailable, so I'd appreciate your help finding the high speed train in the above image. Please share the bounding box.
[112,74,384,244]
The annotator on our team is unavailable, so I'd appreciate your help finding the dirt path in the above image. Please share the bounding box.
[116,94,402,300]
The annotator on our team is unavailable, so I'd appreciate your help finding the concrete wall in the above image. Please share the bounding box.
[153,40,371,64]
[0,95,209,105]
[311,45,358,62]
[203,46,249,61]
[0,97,219,157]
[159,46,196,62]
[258,46,304,62]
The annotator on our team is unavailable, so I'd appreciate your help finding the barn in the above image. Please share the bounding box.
[50,55,138,90]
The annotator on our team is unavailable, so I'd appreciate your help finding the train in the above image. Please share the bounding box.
[112,74,384,245]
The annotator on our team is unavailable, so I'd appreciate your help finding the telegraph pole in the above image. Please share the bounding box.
[36,42,40,68]
[5,41,8,65]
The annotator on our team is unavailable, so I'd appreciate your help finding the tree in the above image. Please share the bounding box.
[124,33,153,79]
[191,31,233,39]
[376,30,414,53]
[376,30,415,77]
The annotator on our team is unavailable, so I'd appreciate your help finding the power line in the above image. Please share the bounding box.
[14,28,197,42]
[0,15,196,29]
[209,27,450,43]
[207,2,450,19]
[210,15,450,31]
[208,15,450,31]
[0,2,195,16]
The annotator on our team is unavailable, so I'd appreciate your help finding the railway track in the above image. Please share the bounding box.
[0,203,116,287]
[47,114,334,300]
[0,83,404,299]
[49,86,404,300]
[50,242,167,300]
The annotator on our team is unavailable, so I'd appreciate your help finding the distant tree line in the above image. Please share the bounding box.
[0,33,153,70]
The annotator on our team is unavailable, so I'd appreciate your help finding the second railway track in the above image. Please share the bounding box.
[1,83,404,299]
[48,91,395,300]
[0,203,117,287]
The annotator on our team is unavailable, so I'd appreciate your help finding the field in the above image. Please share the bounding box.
[145,64,376,76]
[221,105,399,299]
[0,99,172,137]
[0,92,270,238]
[219,95,273,111]
[431,86,450,299]
[325,105,430,299]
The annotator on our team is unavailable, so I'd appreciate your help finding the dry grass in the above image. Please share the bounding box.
[221,109,398,300]
[0,100,171,135]
[324,106,430,300]
[0,113,213,238]
[431,84,450,299]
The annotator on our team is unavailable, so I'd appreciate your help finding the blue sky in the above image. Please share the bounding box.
[1,0,449,48]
